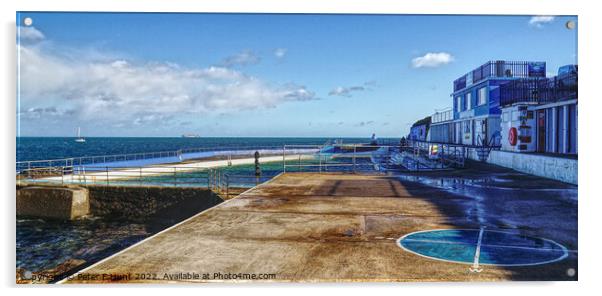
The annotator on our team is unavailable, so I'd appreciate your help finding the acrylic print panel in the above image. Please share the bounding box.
[16,12,578,284]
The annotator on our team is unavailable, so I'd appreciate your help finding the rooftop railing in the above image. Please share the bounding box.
[499,73,578,106]
[431,109,453,124]
[454,61,546,92]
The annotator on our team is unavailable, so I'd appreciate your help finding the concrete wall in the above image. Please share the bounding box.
[17,187,90,220]
[87,186,223,222]
[468,149,577,184]
[16,184,224,222]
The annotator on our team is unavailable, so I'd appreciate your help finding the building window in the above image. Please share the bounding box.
[466,92,472,110]
[456,96,461,112]
[478,87,487,106]
[502,111,509,122]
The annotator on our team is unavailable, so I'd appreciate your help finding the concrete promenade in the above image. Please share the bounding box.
[62,172,576,283]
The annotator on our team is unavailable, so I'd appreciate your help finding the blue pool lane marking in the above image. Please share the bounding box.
[397,228,569,268]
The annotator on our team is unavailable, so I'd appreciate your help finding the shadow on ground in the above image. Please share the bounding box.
[391,160,577,281]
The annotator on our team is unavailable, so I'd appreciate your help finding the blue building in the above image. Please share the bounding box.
[408,116,431,141]
[428,60,577,155]
[431,60,547,146]
[498,65,577,154]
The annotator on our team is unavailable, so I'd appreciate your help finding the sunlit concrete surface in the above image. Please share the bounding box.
[62,171,577,283]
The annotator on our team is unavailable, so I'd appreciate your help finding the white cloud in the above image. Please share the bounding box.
[529,16,555,27]
[355,121,375,127]
[19,106,71,119]
[411,52,454,68]
[329,86,364,97]
[19,26,45,42]
[220,50,260,67]
[18,44,316,126]
[328,81,374,97]
[274,48,287,59]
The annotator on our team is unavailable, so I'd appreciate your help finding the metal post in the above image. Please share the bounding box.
[319,151,322,173]
[217,169,221,193]
[226,175,230,199]
[82,166,87,185]
[353,145,357,173]
[106,167,109,186]
[282,145,286,173]
[206,169,210,189]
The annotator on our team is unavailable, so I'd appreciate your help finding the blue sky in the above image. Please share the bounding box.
[17,13,577,137]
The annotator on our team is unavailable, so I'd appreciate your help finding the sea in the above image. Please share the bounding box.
[16,137,396,280]
[17,137,378,162]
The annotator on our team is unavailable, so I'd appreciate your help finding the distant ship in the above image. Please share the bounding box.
[181,134,201,138]
[75,127,86,143]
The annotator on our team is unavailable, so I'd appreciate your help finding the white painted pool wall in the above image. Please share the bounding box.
[467,149,577,185]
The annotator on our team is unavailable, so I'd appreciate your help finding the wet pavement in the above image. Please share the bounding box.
[62,162,577,283]
[393,162,577,251]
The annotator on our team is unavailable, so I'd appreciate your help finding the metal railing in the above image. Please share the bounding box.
[213,173,279,199]
[404,141,467,169]
[499,73,578,106]
[17,164,275,199]
[282,144,384,173]
[282,143,465,172]
[16,145,315,174]
[454,61,546,92]
[18,165,212,187]
[17,141,468,192]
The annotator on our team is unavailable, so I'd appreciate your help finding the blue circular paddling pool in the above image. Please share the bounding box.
[397,229,568,266]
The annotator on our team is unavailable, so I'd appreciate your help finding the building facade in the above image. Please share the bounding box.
[427,60,577,156]
[430,60,547,146]
[408,116,431,141]
[452,61,547,146]
[498,65,578,154]
[428,109,453,143]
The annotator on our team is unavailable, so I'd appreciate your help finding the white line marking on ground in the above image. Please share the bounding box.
[469,227,485,272]
[396,228,571,267]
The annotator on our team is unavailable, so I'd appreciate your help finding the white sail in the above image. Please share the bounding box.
[75,127,86,143]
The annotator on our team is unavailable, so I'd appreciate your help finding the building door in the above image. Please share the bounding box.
[537,110,546,153]
[546,108,555,153]
[455,122,462,144]
[557,107,565,153]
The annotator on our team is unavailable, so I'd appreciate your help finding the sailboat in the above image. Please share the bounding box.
[75,127,86,143]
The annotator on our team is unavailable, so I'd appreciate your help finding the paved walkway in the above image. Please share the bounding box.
[61,172,576,283]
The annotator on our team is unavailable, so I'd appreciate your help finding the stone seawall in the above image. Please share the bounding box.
[16,184,224,223]
[17,187,90,220]
[87,186,223,222]
[16,185,224,283]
